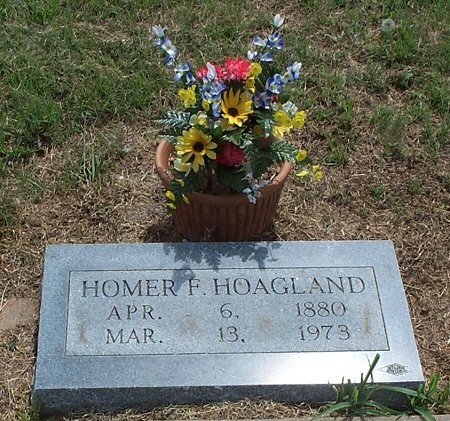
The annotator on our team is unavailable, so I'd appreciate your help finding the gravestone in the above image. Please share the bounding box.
[33,240,423,416]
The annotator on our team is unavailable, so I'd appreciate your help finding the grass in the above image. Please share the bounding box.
[315,355,450,420]
[0,0,449,419]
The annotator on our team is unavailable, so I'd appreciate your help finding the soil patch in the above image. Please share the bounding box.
[0,298,39,331]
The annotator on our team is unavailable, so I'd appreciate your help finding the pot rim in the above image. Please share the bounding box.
[155,139,292,205]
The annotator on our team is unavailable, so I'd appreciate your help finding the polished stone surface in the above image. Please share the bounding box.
[33,241,423,416]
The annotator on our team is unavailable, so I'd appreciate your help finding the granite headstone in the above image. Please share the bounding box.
[33,240,423,416]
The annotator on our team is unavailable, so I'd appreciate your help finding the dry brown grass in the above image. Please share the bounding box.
[0,111,449,420]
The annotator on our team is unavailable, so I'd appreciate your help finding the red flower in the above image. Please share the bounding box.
[196,62,225,80]
[216,142,245,166]
[224,57,251,81]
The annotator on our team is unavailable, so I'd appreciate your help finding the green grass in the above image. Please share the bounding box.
[1,1,164,163]
[62,125,125,187]
[1,0,448,167]
[315,355,450,420]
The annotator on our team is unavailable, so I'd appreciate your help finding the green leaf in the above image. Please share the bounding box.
[154,111,190,130]
[254,112,274,138]
[270,139,297,163]
[381,385,421,397]
[216,165,249,192]
[158,134,178,144]
[222,129,244,146]
[312,401,352,419]
[414,406,436,421]
[166,168,202,207]
[365,399,401,415]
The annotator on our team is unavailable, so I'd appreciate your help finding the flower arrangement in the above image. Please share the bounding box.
[153,15,321,210]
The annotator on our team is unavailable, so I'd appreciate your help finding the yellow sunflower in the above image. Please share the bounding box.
[221,89,252,127]
[175,127,217,172]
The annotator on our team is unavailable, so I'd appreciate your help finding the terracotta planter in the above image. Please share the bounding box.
[155,140,291,241]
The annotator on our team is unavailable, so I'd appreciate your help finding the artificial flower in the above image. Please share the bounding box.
[152,25,165,39]
[216,118,234,131]
[265,74,285,94]
[248,62,262,78]
[153,14,320,208]
[273,14,285,28]
[312,165,323,180]
[165,190,176,201]
[282,100,298,115]
[201,100,210,111]
[244,77,256,92]
[196,62,225,80]
[174,158,192,174]
[296,169,309,177]
[224,57,251,80]
[178,85,197,108]
[292,110,307,129]
[189,111,209,127]
[216,142,245,166]
[267,32,283,49]
[175,127,217,172]
[295,149,308,162]
[221,89,252,126]
[283,62,302,82]
[272,109,293,137]
[174,63,195,84]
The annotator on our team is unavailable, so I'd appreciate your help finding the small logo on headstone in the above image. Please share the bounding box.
[380,363,410,376]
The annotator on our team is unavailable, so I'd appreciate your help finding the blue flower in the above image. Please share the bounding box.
[211,101,222,118]
[252,36,267,48]
[174,63,195,85]
[253,92,273,109]
[267,32,283,49]
[153,34,166,47]
[160,38,177,65]
[265,74,285,94]
[247,50,273,62]
[174,63,189,80]
[282,62,302,82]
[185,72,195,85]
[259,52,273,62]
[201,81,226,101]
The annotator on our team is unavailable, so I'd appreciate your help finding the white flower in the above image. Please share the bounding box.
[206,62,217,81]
[282,100,298,116]
[174,158,192,175]
[189,112,209,127]
[273,14,285,29]
[161,39,176,56]
[247,50,257,60]
[152,25,165,38]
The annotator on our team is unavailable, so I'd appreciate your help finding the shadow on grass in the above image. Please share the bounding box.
[141,217,183,243]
